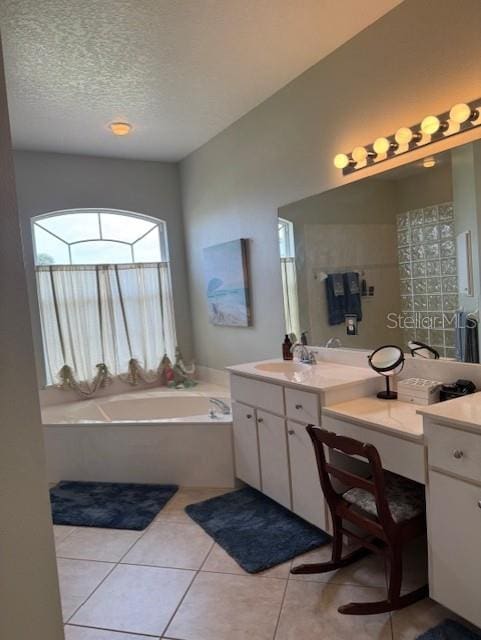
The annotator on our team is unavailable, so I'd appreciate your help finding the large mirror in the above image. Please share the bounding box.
[278,141,481,362]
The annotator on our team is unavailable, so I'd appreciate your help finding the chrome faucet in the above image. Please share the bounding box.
[291,343,316,364]
[209,398,231,415]
[325,337,342,348]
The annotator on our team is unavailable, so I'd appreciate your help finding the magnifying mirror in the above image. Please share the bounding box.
[368,345,405,400]
[407,340,440,360]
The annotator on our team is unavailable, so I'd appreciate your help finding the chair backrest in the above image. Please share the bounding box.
[306,425,396,532]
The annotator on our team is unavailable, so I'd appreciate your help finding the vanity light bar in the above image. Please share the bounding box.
[334,100,481,175]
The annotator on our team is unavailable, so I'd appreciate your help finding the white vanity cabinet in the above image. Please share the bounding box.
[230,373,327,530]
[425,419,481,628]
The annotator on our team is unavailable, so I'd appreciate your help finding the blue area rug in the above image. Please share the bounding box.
[185,486,330,573]
[50,481,178,530]
[418,620,481,639]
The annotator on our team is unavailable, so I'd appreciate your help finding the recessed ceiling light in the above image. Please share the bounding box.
[109,122,132,136]
[423,156,436,168]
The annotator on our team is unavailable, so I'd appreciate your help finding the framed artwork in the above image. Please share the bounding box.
[203,239,251,327]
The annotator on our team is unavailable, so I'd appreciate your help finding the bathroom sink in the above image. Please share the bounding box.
[255,361,307,374]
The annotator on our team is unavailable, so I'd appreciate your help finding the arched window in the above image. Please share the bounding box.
[33,209,177,386]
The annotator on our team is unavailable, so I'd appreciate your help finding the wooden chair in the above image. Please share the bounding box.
[290,425,428,615]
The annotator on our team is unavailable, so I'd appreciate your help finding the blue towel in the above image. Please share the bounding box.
[325,273,346,325]
[456,311,479,363]
[343,272,362,321]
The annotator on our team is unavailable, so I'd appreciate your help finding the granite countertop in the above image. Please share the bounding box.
[417,391,481,432]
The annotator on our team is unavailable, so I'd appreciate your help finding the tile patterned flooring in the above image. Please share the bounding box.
[56,486,456,640]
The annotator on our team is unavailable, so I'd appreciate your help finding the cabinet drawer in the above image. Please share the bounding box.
[230,375,284,415]
[285,387,320,424]
[427,423,481,484]
[322,415,425,484]
[428,470,481,628]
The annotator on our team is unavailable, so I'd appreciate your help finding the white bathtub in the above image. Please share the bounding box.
[42,383,235,488]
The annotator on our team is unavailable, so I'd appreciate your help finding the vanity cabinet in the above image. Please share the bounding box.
[230,373,327,531]
[425,419,481,628]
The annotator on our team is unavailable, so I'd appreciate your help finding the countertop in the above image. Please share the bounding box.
[417,391,481,432]
[322,396,424,442]
[226,358,379,393]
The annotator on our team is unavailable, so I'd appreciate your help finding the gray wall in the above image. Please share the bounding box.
[14,151,193,383]
[180,0,481,369]
[0,41,64,640]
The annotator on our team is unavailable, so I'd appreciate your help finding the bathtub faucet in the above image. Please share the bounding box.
[209,398,231,415]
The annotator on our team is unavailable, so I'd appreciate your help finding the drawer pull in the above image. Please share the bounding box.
[257,417,264,423]
[453,449,464,459]
[288,429,295,435]
[246,414,252,419]
[295,404,303,410]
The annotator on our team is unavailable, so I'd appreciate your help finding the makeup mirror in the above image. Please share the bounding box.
[368,345,405,400]
[278,139,481,362]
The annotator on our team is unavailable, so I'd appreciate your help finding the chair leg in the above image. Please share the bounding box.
[338,543,429,615]
[291,516,371,575]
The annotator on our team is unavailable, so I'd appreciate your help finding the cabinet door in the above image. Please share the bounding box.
[257,410,291,509]
[287,420,327,530]
[232,402,261,490]
[428,470,481,628]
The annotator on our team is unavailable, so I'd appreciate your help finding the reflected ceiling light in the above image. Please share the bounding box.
[109,122,132,136]
[333,97,481,175]
[423,156,436,168]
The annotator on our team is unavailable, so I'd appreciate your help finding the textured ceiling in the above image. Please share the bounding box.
[0,0,403,161]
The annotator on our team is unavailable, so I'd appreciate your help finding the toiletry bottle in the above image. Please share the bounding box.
[301,331,308,346]
[283,334,293,361]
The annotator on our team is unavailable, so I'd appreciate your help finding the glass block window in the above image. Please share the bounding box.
[396,203,458,358]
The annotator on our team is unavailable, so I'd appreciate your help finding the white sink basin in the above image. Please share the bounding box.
[255,361,307,374]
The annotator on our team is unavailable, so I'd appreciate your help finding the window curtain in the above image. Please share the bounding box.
[36,263,177,385]
[280,257,300,339]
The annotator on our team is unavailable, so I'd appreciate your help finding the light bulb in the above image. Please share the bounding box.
[421,115,441,135]
[109,122,132,136]
[352,146,368,163]
[333,153,350,169]
[443,119,461,136]
[449,103,471,124]
[373,137,390,155]
[395,127,413,145]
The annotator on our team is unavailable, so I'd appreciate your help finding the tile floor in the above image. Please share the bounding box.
[56,486,457,640]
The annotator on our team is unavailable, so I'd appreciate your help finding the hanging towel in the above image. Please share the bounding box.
[455,311,479,363]
[325,273,346,325]
[343,272,362,321]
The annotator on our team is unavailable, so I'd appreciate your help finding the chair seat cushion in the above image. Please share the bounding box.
[343,471,425,524]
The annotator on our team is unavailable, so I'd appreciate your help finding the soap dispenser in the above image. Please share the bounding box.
[282,335,293,360]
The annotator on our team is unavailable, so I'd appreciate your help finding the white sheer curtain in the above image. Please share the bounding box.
[36,263,177,385]
[281,257,301,339]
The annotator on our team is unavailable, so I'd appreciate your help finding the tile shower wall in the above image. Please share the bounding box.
[396,203,458,358]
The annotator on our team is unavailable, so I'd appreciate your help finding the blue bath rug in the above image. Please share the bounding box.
[417,619,481,640]
[185,486,330,573]
[50,481,178,530]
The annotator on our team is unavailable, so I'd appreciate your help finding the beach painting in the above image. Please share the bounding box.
[203,239,251,327]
